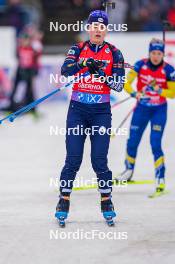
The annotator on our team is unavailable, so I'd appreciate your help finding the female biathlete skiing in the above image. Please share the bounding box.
[55,10,125,226]
[117,38,175,197]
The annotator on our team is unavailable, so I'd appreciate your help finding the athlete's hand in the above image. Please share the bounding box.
[86,58,102,74]
[151,84,162,94]
[136,92,143,100]
[145,80,161,93]
[131,91,150,102]
[131,91,143,100]
[78,58,87,68]
[153,85,160,91]
[78,58,102,74]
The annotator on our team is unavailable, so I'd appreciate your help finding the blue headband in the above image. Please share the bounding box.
[88,10,108,26]
[149,42,165,53]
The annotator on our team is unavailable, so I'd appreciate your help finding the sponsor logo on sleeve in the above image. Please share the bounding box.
[68,49,75,55]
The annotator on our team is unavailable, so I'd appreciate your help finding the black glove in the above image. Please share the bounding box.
[86,58,103,74]
[78,58,103,74]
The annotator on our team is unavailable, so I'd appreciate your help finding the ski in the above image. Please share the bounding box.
[113,179,154,185]
[72,179,154,191]
[148,190,169,198]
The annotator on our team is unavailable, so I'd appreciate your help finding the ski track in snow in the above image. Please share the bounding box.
[0,99,175,264]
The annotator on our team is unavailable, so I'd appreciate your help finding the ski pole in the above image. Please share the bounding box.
[0,71,90,124]
[112,96,131,109]
[116,106,135,131]
[0,61,134,125]
[113,90,152,135]
[111,105,136,138]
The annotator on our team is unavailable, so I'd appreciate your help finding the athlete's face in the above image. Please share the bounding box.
[149,50,164,65]
[88,22,107,45]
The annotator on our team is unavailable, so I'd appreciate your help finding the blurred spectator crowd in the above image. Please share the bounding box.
[0,0,42,36]
[70,0,175,31]
[0,0,175,46]
[1,0,175,34]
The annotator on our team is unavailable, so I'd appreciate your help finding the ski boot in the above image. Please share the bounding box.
[115,159,134,183]
[55,195,70,227]
[149,178,168,198]
[115,169,133,182]
[101,194,116,226]
[156,182,165,192]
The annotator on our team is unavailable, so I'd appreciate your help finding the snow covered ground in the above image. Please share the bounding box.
[0,99,175,264]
